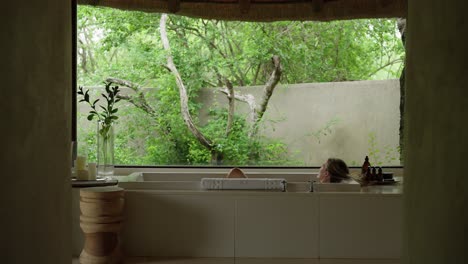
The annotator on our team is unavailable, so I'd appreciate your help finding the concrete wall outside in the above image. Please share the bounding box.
[198,79,400,166]
[80,79,400,166]
[0,0,72,263]
[404,1,468,263]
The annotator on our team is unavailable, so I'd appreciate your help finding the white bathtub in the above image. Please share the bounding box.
[72,172,402,259]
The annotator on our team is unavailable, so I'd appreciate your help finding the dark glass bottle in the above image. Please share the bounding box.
[361,156,371,175]
[372,167,377,181]
[365,167,372,181]
[377,167,384,182]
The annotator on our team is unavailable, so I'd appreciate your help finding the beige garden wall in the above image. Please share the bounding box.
[80,79,400,166]
[198,79,401,166]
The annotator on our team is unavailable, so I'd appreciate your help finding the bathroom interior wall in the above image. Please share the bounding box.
[404,0,468,263]
[0,0,72,263]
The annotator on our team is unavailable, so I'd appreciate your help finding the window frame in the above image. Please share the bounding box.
[71,3,404,171]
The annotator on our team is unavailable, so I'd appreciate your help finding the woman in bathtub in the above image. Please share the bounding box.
[317,158,351,183]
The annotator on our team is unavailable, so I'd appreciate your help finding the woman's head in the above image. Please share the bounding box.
[318,158,350,183]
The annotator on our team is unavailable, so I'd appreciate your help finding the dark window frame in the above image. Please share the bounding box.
[72,0,77,161]
[71,3,403,170]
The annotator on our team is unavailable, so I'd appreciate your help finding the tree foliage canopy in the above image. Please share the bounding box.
[77,6,404,166]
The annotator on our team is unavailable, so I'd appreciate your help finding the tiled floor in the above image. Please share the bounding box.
[72,257,400,264]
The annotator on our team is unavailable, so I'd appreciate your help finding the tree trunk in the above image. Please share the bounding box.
[160,14,215,159]
[225,78,235,137]
[250,55,282,138]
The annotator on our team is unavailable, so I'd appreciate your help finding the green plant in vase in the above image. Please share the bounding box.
[78,82,121,176]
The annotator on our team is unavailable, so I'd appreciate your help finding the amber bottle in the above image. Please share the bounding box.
[361,156,371,175]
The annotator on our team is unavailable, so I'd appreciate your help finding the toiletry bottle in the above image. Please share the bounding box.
[377,167,384,182]
[365,167,372,182]
[372,167,377,181]
[361,156,371,175]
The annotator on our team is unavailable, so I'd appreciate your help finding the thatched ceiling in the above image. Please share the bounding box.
[77,0,407,22]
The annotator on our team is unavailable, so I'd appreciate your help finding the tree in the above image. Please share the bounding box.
[76,6,405,165]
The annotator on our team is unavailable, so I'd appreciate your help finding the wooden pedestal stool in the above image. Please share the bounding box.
[79,186,124,264]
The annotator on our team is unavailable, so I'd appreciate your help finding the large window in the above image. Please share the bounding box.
[76,6,404,167]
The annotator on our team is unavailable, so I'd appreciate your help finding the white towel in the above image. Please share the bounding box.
[201,178,286,191]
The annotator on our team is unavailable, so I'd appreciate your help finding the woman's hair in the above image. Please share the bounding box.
[326,158,350,183]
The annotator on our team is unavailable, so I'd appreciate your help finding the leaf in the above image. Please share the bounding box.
[87,114,94,121]
[112,108,119,113]
[111,116,119,120]
[105,83,111,94]
[100,105,107,112]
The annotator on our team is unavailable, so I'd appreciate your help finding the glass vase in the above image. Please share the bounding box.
[97,121,115,176]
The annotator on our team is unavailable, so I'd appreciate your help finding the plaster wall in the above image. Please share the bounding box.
[198,80,400,165]
[79,80,400,166]
[404,1,468,263]
[0,0,72,263]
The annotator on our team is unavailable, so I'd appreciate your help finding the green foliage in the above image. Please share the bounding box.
[77,6,403,87]
[78,82,121,124]
[186,109,299,165]
[308,117,341,144]
[77,122,97,163]
[78,82,121,141]
[367,132,400,166]
[77,6,405,166]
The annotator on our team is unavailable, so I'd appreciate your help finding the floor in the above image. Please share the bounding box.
[72,257,400,264]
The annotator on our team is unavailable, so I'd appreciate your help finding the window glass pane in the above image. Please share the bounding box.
[77,6,404,167]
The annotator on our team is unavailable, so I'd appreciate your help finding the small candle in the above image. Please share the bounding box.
[76,156,87,171]
[77,169,88,181]
[88,163,97,181]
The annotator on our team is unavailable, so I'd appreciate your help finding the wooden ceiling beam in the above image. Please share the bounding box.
[168,0,181,13]
[239,0,252,14]
[312,0,325,13]
[77,0,407,22]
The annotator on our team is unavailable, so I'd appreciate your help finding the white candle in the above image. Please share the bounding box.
[76,156,87,171]
[88,163,97,181]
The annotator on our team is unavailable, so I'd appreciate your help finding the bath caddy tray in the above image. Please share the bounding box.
[71,177,118,188]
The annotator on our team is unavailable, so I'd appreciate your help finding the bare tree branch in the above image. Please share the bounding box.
[106,77,139,92]
[160,14,213,151]
[218,88,256,123]
[256,55,282,122]
[106,77,157,118]
[250,55,282,138]
[225,78,235,136]
[366,58,403,78]
[253,62,262,85]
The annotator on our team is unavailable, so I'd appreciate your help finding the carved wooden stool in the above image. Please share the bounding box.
[79,186,124,264]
